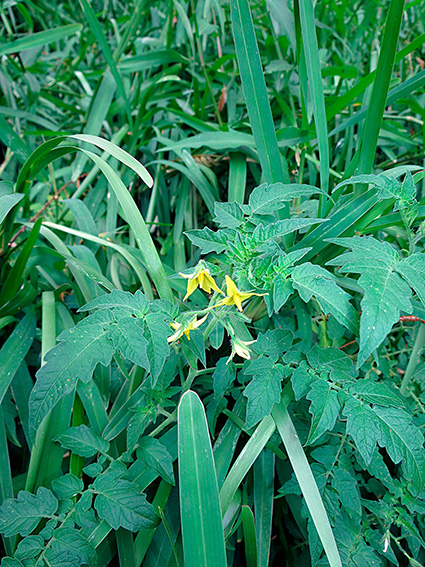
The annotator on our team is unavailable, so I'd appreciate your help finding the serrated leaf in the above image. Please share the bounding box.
[93,470,159,531]
[51,474,84,500]
[136,437,175,485]
[185,227,234,254]
[396,252,425,307]
[108,316,149,370]
[243,360,284,428]
[270,274,293,313]
[331,469,361,521]
[252,218,323,242]
[0,487,58,537]
[332,173,400,200]
[291,362,316,400]
[143,312,171,384]
[400,171,416,202]
[343,397,425,492]
[253,329,292,358]
[54,425,109,458]
[347,379,403,407]
[329,236,412,366]
[248,182,328,215]
[14,535,44,560]
[213,357,236,399]
[291,263,359,334]
[0,558,23,567]
[180,329,206,368]
[307,345,356,382]
[43,527,96,567]
[213,202,245,229]
[306,380,340,444]
[29,324,114,439]
[78,289,149,317]
[374,405,425,495]
[342,397,380,465]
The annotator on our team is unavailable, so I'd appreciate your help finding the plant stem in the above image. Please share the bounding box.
[400,324,425,396]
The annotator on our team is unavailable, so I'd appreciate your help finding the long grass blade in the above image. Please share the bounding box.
[272,399,342,567]
[231,0,288,184]
[298,0,329,210]
[178,390,227,567]
[356,0,405,178]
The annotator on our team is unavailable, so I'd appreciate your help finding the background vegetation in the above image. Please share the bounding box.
[0,0,425,565]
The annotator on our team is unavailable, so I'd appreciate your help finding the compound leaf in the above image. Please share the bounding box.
[54,425,109,458]
[0,487,58,537]
[29,324,114,439]
[93,470,159,531]
[291,263,359,335]
[243,359,284,428]
[136,437,175,485]
[306,380,340,445]
[43,527,96,567]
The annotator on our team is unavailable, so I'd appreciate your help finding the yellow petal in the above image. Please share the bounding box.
[233,294,243,311]
[225,275,239,296]
[203,273,224,295]
[183,278,198,301]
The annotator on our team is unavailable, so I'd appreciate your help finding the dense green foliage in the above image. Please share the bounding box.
[0,0,425,566]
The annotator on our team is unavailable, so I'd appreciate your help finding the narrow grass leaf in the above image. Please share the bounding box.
[220,415,276,515]
[178,391,227,567]
[241,506,257,567]
[231,0,288,184]
[272,399,342,567]
[0,24,82,56]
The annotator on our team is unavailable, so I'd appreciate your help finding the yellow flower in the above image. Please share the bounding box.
[167,314,208,343]
[227,337,256,364]
[214,276,265,312]
[179,263,224,301]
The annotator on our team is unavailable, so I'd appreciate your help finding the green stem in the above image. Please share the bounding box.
[400,324,425,396]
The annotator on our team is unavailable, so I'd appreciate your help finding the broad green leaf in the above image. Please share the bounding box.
[29,324,114,439]
[374,405,425,495]
[252,218,323,243]
[291,362,316,400]
[78,289,149,317]
[346,379,403,407]
[185,227,234,254]
[51,474,84,500]
[54,425,109,458]
[342,397,380,465]
[307,345,356,382]
[291,263,359,335]
[136,437,175,485]
[396,252,425,307]
[213,358,237,399]
[93,470,159,531]
[343,397,425,493]
[306,380,340,445]
[0,487,58,537]
[108,317,149,370]
[252,329,292,358]
[248,183,328,215]
[213,202,245,229]
[14,535,44,560]
[329,236,412,366]
[143,313,171,384]
[178,391,227,567]
[243,359,284,429]
[43,527,96,567]
[331,469,361,521]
